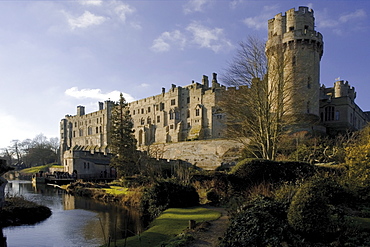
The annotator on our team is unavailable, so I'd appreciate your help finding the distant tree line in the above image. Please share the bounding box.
[0,134,59,169]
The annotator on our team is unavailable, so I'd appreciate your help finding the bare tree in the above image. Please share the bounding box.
[221,36,295,160]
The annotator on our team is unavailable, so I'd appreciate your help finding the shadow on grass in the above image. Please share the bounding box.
[102,206,221,247]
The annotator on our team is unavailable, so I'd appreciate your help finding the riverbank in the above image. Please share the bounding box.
[0,196,52,227]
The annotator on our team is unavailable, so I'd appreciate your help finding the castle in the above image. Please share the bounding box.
[60,6,369,175]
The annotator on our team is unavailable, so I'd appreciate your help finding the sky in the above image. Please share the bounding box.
[0,0,369,149]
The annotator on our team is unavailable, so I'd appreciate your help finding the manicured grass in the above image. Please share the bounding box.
[21,164,52,174]
[21,164,63,175]
[103,206,221,247]
[102,186,129,195]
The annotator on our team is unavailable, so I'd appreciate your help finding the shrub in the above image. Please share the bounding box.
[287,177,350,240]
[140,180,199,220]
[230,159,316,187]
[220,196,299,247]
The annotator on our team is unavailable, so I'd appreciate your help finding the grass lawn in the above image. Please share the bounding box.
[21,164,62,174]
[103,206,221,247]
[102,186,129,196]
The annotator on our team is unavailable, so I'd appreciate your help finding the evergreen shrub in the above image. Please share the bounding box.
[287,177,350,240]
[220,196,299,247]
[140,180,199,220]
[230,159,316,187]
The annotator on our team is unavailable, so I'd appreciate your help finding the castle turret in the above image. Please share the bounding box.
[266,6,324,130]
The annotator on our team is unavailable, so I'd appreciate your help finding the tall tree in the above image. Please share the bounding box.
[110,93,138,177]
[221,36,294,160]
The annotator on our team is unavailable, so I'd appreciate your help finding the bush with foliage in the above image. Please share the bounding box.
[230,159,316,187]
[220,196,301,247]
[287,177,351,241]
[140,180,199,220]
[345,125,370,199]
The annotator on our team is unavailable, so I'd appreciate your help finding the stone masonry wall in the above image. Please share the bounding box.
[148,139,243,170]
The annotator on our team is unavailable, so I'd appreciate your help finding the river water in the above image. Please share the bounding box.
[2,180,144,247]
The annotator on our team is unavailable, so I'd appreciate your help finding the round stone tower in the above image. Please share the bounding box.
[266,6,324,129]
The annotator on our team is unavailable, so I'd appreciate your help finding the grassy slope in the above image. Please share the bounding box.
[21,164,63,174]
[104,206,221,247]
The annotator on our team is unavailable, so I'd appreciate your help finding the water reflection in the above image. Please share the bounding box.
[3,180,143,247]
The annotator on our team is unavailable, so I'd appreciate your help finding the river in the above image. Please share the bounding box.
[2,180,144,247]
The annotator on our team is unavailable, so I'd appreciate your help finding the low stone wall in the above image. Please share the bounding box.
[147,139,243,170]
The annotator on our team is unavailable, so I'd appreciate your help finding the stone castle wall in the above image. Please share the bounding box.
[146,139,244,170]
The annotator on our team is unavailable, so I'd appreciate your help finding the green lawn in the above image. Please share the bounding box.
[21,164,62,174]
[102,186,129,195]
[103,206,221,247]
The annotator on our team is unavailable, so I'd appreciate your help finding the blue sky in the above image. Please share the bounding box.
[0,0,369,149]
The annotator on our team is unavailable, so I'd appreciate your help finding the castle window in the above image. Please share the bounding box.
[79,129,84,137]
[187,110,190,118]
[160,103,164,111]
[147,117,151,124]
[156,104,159,111]
[324,106,335,121]
[141,108,144,114]
[170,124,174,129]
[75,122,77,127]
[171,99,176,105]
[148,107,151,113]
[100,126,102,133]
[96,127,99,134]
[188,122,191,128]
[195,109,200,116]
[140,118,145,125]
[133,110,135,115]
[88,127,92,135]
[157,115,160,123]
[187,97,190,104]
[73,131,76,137]
[289,26,294,31]
[335,111,340,121]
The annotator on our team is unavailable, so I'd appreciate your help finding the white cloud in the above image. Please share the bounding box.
[339,9,366,23]
[78,0,103,6]
[114,3,136,22]
[65,87,135,102]
[186,22,232,53]
[151,22,232,53]
[151,30,186,53]
[67,10,107,29]
[183,0,210,14]
[230,0,243,9]
[140,83,150,88]
[316,9,367,35]
[243,5,278,30]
